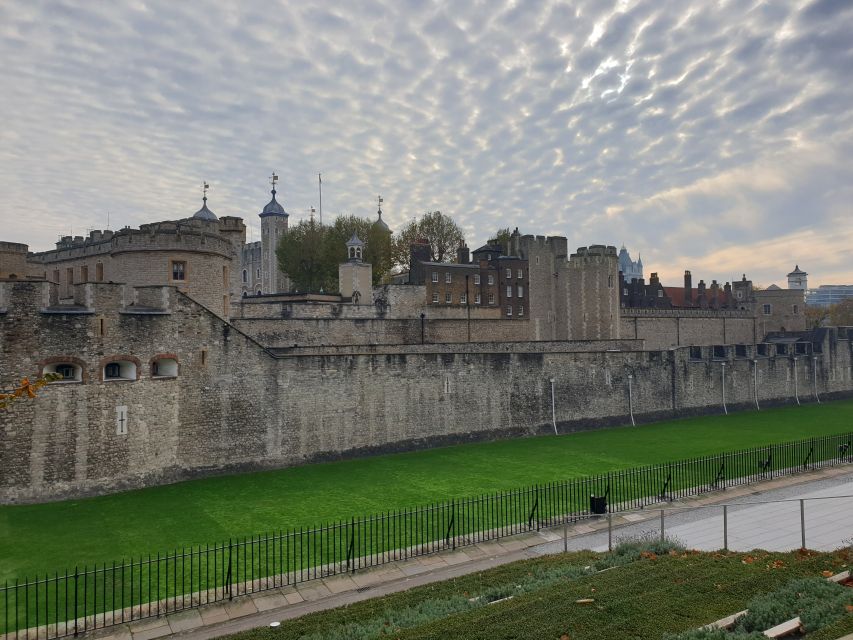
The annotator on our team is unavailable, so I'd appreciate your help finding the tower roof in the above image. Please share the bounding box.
[787,265,807,277]
[192,196,218,221]
[260,188,288,218]
[346,232,364,247]
[373,209,390,233]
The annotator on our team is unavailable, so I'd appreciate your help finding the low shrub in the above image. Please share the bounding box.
[735,577,853,633]
[596,531,686,569]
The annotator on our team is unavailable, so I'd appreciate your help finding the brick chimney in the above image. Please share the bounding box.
[684,270,693,305]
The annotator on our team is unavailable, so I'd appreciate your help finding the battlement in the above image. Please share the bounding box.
[571,245,618,258]
[0,241,29,253]
[29,218,240,264]
[0,281,174,316]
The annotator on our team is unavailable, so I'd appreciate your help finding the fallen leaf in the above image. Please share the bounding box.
[575,598,595,604]
[822,570,834,577]
[560,635,571,640]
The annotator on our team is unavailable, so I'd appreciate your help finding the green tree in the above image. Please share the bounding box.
[276,219,331,292]
[488,227,512,254]
[277,215,395,292]
[392,211,465,269]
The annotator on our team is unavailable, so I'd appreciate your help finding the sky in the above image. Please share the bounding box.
[1,0,851,288]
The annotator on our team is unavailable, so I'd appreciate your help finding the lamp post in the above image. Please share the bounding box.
[420,312,425,344]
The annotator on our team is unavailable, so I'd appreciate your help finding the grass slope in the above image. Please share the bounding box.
[222,549,852,640]
[1,400,852,582]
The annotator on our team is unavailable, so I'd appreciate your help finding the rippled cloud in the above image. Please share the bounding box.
[1,0,851,286]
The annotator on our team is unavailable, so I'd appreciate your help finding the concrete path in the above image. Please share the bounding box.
[88,465,853,640]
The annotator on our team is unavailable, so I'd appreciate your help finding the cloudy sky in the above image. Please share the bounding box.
[1,0,851,287]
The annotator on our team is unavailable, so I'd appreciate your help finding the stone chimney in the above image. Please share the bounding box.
[684,270,692,304]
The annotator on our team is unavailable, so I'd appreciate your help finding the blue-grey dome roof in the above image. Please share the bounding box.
[193,197,218,221]
[373,210,390,233]
[260,189,288,217]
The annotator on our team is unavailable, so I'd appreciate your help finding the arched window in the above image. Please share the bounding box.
[151,356,178,378]
[242,269,248,283]
[102,358,138,381]
[42,361,83,383]
[256,289,262,295]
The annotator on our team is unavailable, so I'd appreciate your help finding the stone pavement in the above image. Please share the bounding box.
[88,465,853,640]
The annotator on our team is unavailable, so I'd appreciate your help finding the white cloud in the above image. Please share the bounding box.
[0,0,851,287]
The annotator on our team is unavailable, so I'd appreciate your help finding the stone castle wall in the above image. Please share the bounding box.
[620,309,758,349]
[2,280,851,503]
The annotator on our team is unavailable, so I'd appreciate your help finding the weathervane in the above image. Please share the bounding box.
[202,181,209,202]
[270,172,278,193]
[378,195,383,214]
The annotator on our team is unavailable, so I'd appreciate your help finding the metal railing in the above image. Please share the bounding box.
[586,494,853,553]
[2,431,851,639]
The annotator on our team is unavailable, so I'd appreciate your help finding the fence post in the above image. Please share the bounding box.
[800,499,806,549]
[723,505,728,551]
[74,567,79,637]
[452,499,456,550]
[563,519,568,553]
[226,540,233,600]
[608,512,613,552]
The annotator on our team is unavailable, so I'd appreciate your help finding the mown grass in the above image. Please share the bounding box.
[222,548,853,640]
[1,399,851,582]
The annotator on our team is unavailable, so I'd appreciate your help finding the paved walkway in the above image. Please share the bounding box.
[89,465,853,640]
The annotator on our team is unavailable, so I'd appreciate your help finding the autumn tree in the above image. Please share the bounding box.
[391,211,466,269]
[829,299,853,326]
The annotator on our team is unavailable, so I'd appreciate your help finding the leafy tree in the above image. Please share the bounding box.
[277,215,395,292]
[804,305,829,329]
[488,227,512,254]
[828,298,853,326]
[392,211,465,269]
[276,219,330,292]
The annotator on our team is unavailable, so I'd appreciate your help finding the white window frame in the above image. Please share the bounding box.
[473,274,480,285]
[432,292,439,303]
[445,292,452,304]
[475,293,481,304]
[518,305,524,317]
[488,275,494,285]
[506,268,512,279]
[445,272,452,284]
[506,285,512,298]
[432,272,439,283]
[460,292,467,304]
[506,305,512,316]
[518,269,523,279]
[517,285,524,297]
[488,292,495,305]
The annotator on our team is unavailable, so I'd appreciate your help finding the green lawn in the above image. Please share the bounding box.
[1,400,852,582]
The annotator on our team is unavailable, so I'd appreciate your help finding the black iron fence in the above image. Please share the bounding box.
[3,432,851,639]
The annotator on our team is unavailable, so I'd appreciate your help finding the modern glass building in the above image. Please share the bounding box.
[806,284,853,307]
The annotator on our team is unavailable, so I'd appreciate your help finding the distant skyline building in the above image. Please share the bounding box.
[618,245,644,282]
[806,284,853,308]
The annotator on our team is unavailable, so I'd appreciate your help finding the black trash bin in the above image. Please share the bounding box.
[590,495,607,515]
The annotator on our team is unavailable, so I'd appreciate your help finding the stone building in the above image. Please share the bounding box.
[240,241,263,296]
[15,195,246,319]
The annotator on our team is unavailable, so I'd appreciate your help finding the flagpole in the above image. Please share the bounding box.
[318,173,323,225]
